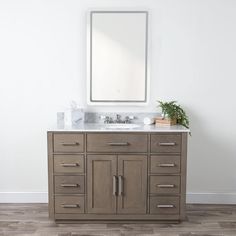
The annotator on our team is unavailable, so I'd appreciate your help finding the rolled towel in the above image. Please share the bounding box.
[143,117,155,125]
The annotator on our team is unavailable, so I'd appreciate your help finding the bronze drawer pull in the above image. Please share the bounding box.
[157,184,175,188]
[61,204,80,208]
[157,204,174,208]
[118,175,123,196]
[158,163,175,167]
[61,142,80,146]
[60,184,80,188]
[158,142,176,146]
[113,176,118,196]
[60,163,79,167]
[107,142,129,146]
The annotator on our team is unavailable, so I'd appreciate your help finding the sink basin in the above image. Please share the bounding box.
[104,124,140,129]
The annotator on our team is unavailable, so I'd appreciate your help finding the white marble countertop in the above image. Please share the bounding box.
[48,123,190,133]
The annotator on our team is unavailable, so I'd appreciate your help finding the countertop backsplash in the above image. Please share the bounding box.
[84,112,161,124]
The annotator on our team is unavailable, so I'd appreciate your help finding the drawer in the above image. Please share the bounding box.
[55,196,84,214]
[150,155,180,174]
[53,133,84,153]
[150,176,180,194]
[87,133,148,153]
[150,196,179,215]
[151,134,181,153]
[54,175,85,194]
[54,155,84,173]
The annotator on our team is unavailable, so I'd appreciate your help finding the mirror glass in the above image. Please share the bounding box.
[88,11,148,104]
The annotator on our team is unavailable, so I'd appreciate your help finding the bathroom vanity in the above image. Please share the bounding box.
[47,124,189,223]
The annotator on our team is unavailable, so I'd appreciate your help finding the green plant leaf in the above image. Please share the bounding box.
[157,100,190,129]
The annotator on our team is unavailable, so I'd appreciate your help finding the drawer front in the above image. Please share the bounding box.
[54,133,84,153]
[150,155,180,174]
[55,196,84,214]
[150,196,179,215]
[87,133,148,153]
[54,155,84,173]
[151,134,181,153]
[150,176,180,194]
[54,175,85,194]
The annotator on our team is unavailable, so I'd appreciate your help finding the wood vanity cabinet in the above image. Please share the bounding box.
[48,131,188,222]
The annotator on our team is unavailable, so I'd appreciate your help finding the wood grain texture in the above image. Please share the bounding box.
[54,175,85,194]
[54,155,85,173]
[117,155,147,214]
[180,132,188,220]
[151,134,181,153]
[1,204,236,235]
[86,133,148,153]
[149,196,180,215]
[87,155,117,214]
[47,132,54,218]
[149,175,180,194]
[55,195,85,214]
[54,133,84,153]
[48,132,187,221]
[150,155,181,174]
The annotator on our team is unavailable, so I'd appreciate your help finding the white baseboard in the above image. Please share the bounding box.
[0,192,236,204]
[186,192,236,204]
[0,192,48,203]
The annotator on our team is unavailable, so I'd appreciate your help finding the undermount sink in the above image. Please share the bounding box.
[104,124,140,129]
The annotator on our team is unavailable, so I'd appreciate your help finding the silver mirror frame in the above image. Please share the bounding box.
[87,10,149,106]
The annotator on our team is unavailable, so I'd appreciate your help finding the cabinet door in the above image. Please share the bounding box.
[87,155,117,214]
[117,155,147,214]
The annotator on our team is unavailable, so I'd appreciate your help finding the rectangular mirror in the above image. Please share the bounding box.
[87,11,148,105]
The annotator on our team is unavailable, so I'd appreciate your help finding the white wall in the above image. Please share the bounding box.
[0,0,236,203]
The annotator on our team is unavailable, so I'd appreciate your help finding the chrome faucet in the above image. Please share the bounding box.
[104,116,113,124]
[115,114,122,123]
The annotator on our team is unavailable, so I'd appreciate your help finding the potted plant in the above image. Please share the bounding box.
[156,101,190,128]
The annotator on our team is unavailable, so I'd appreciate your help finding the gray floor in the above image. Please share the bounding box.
[1,204,236,236]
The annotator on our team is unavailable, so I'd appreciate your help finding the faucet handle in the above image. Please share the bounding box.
[100,115,111,124]
[99,115,106,120]
[124,115,135,123]
[116,114,121,120]
[128,116,134,120]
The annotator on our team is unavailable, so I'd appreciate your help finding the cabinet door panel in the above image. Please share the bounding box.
[117,155,147,214]
[87,155,117,214]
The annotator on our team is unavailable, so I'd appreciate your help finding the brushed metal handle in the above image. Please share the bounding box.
[157,204,174,208]
[113,176,118,196]
[158,163,175,167]
[61,142,80,146]
[158,142,176,146]
[61,204,80,208]
[118,175,123,196]
[156,184,175,188]
[60,184,80,187]
[60,163,79,167]
[108,142,129,146]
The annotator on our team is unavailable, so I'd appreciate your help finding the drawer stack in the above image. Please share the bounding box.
[149,134,182,215]
[52,133,85,214]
